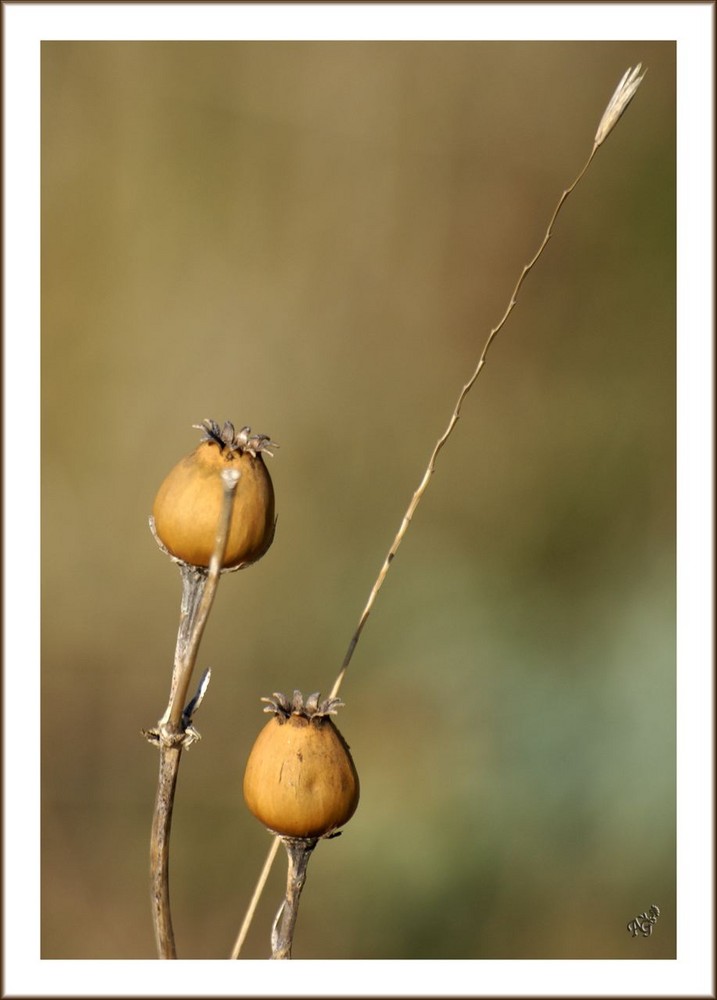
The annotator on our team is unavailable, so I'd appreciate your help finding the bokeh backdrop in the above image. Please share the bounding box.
[41,41,675,960]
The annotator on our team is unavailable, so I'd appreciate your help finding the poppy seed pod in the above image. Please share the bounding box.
[243,691,360,839]
[152,419,276,569]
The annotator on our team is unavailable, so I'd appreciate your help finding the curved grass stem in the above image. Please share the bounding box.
[329,61,646,702]
[329,147,599,702]
[235,64,645,957]
[230,834,281,959]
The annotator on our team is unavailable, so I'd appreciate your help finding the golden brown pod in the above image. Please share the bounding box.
[243,691,360,839]
[152,419,276,569]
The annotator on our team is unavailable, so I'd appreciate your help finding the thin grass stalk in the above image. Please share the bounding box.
[235,63,646,958]
[329,150,597,701]
[330,62,645,702]
[230,834,281,959]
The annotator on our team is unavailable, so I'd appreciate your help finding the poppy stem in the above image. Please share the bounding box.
[270,837,318,960]
[146,469,241,959]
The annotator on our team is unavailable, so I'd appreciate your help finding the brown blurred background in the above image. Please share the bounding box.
[41,41,675,960]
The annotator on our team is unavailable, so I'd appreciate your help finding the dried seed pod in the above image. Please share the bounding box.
[243,691,360,839]
[152,419,276,569]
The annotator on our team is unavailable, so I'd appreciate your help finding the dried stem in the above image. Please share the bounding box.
[329,154,591,692]
[230,834,281,959]
[147,468,241,959]
[329,64,645,701]
[270,838,318,960]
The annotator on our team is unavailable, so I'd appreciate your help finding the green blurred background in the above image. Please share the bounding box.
[41,41,675,960]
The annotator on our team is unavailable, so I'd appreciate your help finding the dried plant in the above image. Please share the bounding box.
[144,64,645,961]
[144,423,276,958]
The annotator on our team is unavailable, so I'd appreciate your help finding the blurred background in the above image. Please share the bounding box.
[41,41,675,960]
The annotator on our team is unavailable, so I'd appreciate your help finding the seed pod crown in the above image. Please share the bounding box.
[261,690,343,722]
[194,419,277,459]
